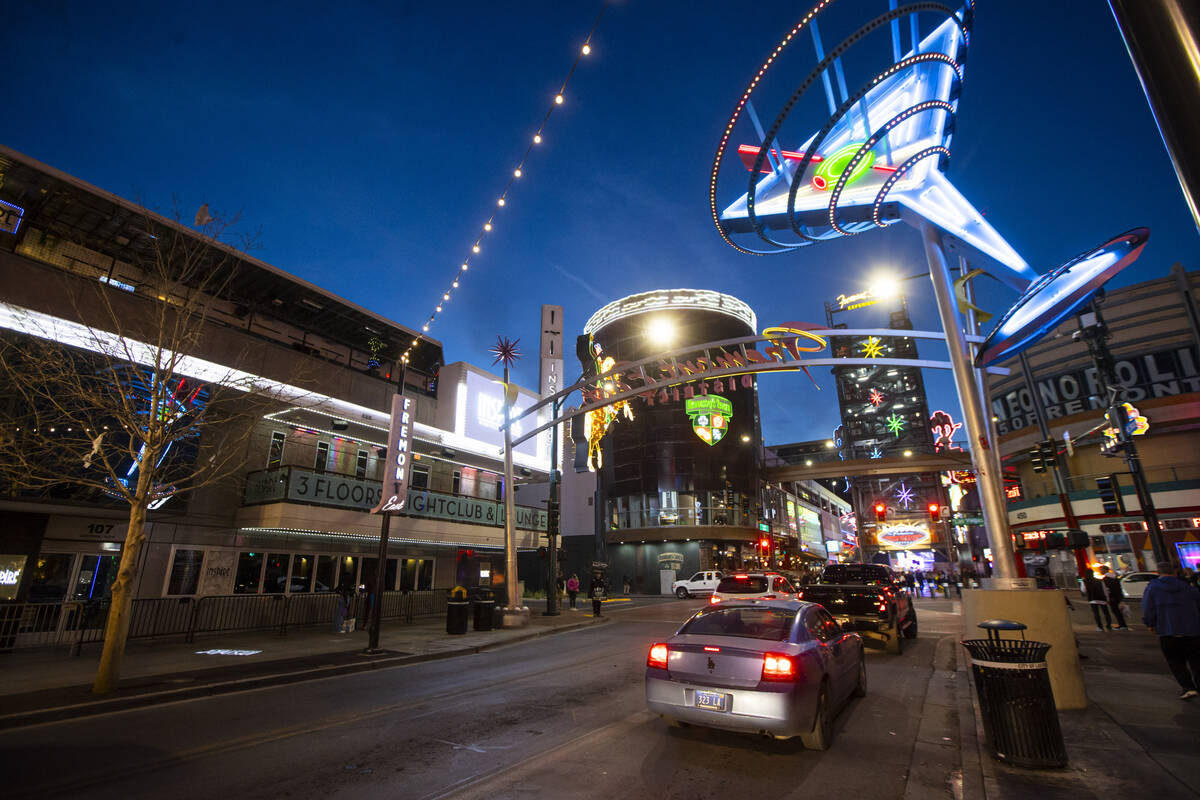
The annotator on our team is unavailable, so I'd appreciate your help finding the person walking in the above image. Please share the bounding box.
[1099,565,1129,630]
[1142,561,1200,700]
[332,585,352,633]
[589,571,605,617]
[566,574,580,610]
[1082,570,1113,630]
[916,572,926,597]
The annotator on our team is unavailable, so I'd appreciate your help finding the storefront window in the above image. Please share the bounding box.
[74,555,120,601]
[267,431,286,469]
[314,555,335,592]
[234,552,264,593]
[28,554,73,603]
[167,549,204,595]
[290,555,313,592]
[341,556,360,590]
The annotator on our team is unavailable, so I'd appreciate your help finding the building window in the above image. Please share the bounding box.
[263,553,290,593]
[412,466,429,491]
[356,450,368,480]
[234,552,264,593]
[166,549,204,595]
[267,431,286,469]
[452,470,462,494]
[315,441,330,474]
[290,555,313,593]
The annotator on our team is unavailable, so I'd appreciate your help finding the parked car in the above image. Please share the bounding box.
[672,570,723,599]
[797,563,915,655]
[645,598,866,749]
[711,573,797,604]
[1119,571,1158,599]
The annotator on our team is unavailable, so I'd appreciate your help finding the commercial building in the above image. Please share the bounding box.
[0,145,550,607]
[990,266,1200,577]
[565,289,850,593]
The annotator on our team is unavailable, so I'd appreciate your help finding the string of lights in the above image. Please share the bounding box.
[399,2,610,368]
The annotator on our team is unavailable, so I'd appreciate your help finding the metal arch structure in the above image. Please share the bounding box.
[503,326,1010,450]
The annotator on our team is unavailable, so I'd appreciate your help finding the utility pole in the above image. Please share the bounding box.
[366,361,407,654]
[543,397,562,616]
[1074,297,1171,566]
[1018,353,1088,578]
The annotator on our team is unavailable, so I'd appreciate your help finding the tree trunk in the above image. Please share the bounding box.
[91,498,150,694]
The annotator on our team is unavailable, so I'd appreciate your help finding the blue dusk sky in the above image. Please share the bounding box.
[5,1,1196,445]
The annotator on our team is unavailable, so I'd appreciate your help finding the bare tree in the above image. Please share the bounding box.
[0,206,299,693]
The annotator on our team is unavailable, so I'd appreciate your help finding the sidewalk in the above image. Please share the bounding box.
[953,595,1200,799]
[0,599,610,729]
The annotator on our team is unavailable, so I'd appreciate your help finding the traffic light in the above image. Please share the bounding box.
[874,501,887,522]
[759,537,771,550]
[1030,439,1056,472]
[1029,446,1046,473]
[538,546,547,558]
[546,499,560,533]
[927,502,940,524]
[1095,474,1125,515]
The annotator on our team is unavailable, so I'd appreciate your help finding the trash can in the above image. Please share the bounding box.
[472,588,494,631]
[446,587,469,635]
[961,619,1067,768]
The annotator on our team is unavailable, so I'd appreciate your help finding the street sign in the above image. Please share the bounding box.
[953,515,984,526]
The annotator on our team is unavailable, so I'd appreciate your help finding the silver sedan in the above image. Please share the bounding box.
[645,599,865,750]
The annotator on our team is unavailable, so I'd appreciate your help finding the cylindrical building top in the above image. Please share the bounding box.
[583,288,756,336]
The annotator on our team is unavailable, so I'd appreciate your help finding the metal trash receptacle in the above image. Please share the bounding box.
[446,587,470,635]
[472,589,494,631]
[961,619,1067,769]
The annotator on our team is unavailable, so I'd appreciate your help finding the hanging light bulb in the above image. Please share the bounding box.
[555,94,564,104]
[582,43,591,55]
[513,168,522,178]
[422,325,429,331]
[533,134,542,144]
[452,280,459,288]
[484,222,492,231]
[472,244,480,253]
[461,263,469,271]
[436,305,442,312]
[498,197,506,206]
[443,293,450,300]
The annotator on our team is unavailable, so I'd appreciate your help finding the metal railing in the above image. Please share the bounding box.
[1015,463,1200,503]
[0,589,449,653]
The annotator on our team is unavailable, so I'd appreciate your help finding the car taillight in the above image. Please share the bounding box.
[796,590,804,599]
[762,652,798,682]
[709,595,721,604]
[763,594,776,599]
[647,643,669,670]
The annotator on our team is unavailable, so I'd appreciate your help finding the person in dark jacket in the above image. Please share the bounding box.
[1082,571,1113,630]
[1141,561,1200,700]
[1098,565,1129,630]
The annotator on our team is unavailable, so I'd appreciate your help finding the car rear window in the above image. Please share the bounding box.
[820,565,890,585]
[717,576,769,593]
[679,606,797,641]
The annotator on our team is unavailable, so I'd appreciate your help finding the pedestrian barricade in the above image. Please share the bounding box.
[0,590,450,653]
[961,619,1067,768]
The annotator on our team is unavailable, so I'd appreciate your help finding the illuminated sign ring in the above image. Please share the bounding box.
[975,228,1150,367]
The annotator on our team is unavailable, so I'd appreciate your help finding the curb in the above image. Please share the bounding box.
[0,616,607,730]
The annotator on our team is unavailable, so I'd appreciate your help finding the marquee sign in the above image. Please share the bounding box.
[686,395,732,446]
[876,523,932,550]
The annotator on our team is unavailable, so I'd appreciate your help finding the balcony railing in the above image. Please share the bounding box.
[1013,464,1200,504]
[242,466,548,531]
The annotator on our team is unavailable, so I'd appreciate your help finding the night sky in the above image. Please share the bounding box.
[5,1,1197,445]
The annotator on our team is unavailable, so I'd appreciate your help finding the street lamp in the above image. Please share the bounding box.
[869,274,902,300]
[645,316,676,349]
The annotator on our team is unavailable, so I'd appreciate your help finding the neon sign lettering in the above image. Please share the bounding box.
[686,395,733,446]
[0,569,20,585]
[372,394,415,514]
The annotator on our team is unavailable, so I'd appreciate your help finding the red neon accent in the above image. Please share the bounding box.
[647,643,669,670]
[811,175,827,190]
[737,144,822,173]
[762,653,798,681]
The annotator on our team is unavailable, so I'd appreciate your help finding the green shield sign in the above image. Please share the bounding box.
[685,395,733,446]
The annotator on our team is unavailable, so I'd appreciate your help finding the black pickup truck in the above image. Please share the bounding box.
[796,564,917,654]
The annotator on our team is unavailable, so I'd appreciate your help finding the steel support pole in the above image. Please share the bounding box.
[921,222,1016,580]
[502,364,521,616]
[366,363,405,653]
[544,398,561,616]
[1109,0,1200,233]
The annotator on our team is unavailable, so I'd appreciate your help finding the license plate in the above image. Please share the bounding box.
[694,690,726,711]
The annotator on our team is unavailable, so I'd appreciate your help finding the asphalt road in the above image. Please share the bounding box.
[4,596,965,800]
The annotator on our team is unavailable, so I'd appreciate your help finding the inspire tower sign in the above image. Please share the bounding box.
[372,394,414,514]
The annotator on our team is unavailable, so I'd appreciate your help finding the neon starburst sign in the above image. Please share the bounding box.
[869,388,885,407]
[895,483,915,509]
[886,413,905,436]
[860,337,884,358]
